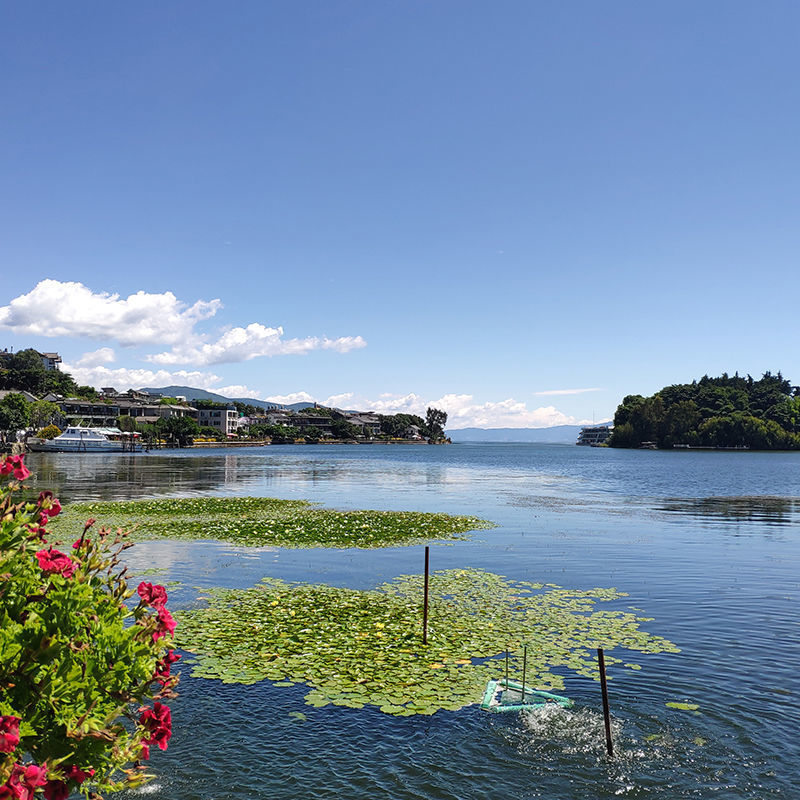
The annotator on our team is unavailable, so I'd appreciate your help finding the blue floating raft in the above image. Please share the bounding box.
[480,678,573,713]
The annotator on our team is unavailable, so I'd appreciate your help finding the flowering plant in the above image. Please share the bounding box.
[0,455,178,798]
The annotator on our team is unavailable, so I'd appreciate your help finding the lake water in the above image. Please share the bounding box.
[25,444,800,799]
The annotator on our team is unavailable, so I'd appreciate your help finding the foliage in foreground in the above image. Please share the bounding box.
[176,568,679,716]
[610,371,800,449]
[49,497,494,549]
[0,456,179,799]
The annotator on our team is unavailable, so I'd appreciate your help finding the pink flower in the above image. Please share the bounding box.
[26,523,47,541]
[43,781,68,800]
[0,716,20,753]
[6,763,48,800]
[153,650,181,684]
[152,605,177,641]
[63,766,93,785]
[137,582,168,608]
[1,455,30,481]
[139,702,172,751]
[35,548,76,579]
[37,491,61,518]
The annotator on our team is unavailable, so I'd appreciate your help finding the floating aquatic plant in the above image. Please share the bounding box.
[176,568,680,716]
[49,496,493,549]
[666,701,700,713]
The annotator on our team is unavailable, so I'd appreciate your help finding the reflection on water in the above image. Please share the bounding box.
[657,496,800,526]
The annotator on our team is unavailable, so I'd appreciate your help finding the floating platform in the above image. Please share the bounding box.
[480,678,573,713]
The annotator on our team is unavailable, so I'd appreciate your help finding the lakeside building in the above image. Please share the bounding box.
[196,406,238,437]
[576,425,612,446]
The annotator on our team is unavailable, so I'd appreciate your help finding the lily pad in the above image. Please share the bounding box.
[666,701,700,712]
[49,496,493,549]
[176,568,680,716]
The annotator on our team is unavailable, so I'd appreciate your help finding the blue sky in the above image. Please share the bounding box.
[2,1,798,428]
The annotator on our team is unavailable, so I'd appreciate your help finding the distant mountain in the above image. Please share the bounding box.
[139,386,313,412]
[447,425,587,443]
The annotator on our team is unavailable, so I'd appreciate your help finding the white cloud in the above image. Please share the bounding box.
[62,360,223,393]
[261,390,583,428]
[324,392,356,408]
[1,281,366,367]
[532,387,603,396]
[75,347,116,367]
[148,323,367,366]
[213,384,264,400]
[263,391,317,406]
[0,280,220,346]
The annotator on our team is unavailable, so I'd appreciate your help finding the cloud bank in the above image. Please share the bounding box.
[0,280,219,347]
[0,280,366,366]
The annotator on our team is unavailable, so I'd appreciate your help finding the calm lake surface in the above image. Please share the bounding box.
[26,444,800,799]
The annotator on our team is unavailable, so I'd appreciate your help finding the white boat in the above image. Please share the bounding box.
[27,427,142,453]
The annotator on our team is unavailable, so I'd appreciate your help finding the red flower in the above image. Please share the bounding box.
[64,766,93,784]
[26,523,47,541]
[1,455,30,481]
[139,702,172,751]
[0,716,20,753]
[6,763,48,800]
[139,743,150,761]
[153,650,181,684]
[137,582,168,608]
[43,781,68,800]
[37,492,61,518]
[152,605,177,641]
[35,548,76,579]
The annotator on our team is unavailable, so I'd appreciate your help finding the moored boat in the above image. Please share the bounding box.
[27,427,142,453]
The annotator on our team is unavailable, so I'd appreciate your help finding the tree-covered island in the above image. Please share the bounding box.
[609,372,800,450]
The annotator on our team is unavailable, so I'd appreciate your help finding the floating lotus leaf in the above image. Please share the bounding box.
[666,701,700,712]
[176,568,680,716]
[48,496,493,549]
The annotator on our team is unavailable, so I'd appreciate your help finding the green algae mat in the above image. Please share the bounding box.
[176,568,679,716]
[49,496,493,548]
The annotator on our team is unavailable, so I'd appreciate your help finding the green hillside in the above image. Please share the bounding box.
[610,372,800,450]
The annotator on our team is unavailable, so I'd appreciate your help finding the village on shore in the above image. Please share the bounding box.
[0,347,449,448]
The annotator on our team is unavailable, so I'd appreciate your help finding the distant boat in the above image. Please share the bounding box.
[576,425,611,446]
[27,427,142,453]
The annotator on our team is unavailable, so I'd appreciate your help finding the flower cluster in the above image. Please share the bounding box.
[0,455,29,482]
[0,719,20,755]
[0,761,95,800]
[34,548,76,579]
[0,455,178,798]
[138,702,172,760]
[136,581,177,642]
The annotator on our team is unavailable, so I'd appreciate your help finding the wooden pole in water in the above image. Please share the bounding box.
[505,647,509,688]
[422,546,430,645]
[597,647,614,757]
[521,644,527,701]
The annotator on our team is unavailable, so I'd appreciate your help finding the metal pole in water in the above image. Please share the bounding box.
[505,647,509,688]
[422,546,430,645]
[521,644,527,701]
[597,647,614,758]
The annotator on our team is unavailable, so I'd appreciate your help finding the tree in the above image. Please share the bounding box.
[0,350,48,396]
[425,407,448,442]
[302,425,323,443]
[0,394,30,437]
[331,419,360,440]
[0,455,178,796]
[610,371,800,449]
[157,416,200,448]
[27,400,60,430]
